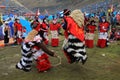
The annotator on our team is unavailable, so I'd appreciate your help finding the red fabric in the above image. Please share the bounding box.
[41,23,49,32]
[17,38,23,44]
[14,22,22,31]
[97,39,102,47]
[116,14,120,22]
[50,23,61,31]
[22,29,26,32]
[99,22,110,32]
[50,23,60,46]
[101,39,106,48]
[33,21,41,31]
[64,31,68,39]
[85,40,88,47]
[44,39,49,45]
[87,40,94,48]
[64,17,85,42]
[97,39,106,48]
[87,25,96,33]
[32,46,40,50]
[115,32,120,39]
[63,51,71,63]
[51,39,59,47]
[36,53,51,72]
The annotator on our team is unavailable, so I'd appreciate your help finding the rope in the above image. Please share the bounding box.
[52,56,62,67]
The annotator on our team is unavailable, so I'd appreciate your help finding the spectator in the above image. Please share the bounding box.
[97,17,110,48]
[2,21,10,46]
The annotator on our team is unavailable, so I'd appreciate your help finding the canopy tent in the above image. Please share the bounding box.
[39,15,45,20]
[0,17,32,40]
[20,19,32,36]
[47,15,54,20]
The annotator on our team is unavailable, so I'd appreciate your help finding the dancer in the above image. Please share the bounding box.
[50,19,61,47]
[39,18,49,45]
[16,21,58,72]
[14,18,23,45]
[85,20,96,48]
[97,17,110,48]
[62,9,87,64]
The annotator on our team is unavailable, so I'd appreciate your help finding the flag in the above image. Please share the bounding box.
[36,8,40,16]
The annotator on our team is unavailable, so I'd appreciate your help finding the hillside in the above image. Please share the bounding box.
[17,0,119,14]
[0,0,119,14]
[17,0,99,13]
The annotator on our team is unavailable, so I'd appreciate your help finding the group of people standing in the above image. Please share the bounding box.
[31,16,61,47]
[84,8,120,49]
[85,17,110,48]
[2,18,24,46]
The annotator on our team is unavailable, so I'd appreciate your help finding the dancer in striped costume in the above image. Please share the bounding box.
[16,21,58,72]
[62,9,87,64]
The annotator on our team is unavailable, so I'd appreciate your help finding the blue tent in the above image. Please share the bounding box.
[9,13,14,18]
[39,15,45,20]
[2,15,9,20]
[9,21,14,37]
[47,15,54,20]
[20,19,32,37]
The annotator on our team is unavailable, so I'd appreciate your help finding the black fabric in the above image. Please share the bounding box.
[23,59,32,63]
[64,49,76,63]
[4,31,9,44]
[20,60,31,68]
[31,21,39,29]
[38,31,46,41]
[62,18,67,30]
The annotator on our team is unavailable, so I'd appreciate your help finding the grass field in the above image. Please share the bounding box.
[0,34,120,80]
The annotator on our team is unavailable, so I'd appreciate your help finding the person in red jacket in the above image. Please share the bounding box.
[97,17,110,48]
[85,20,96,48]
[39,18,49,45]
[49,19,61,47]
[14,18,23,45]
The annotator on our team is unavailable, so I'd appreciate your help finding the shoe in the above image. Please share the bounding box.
[82,57,88,65]
[22,68,31,72]
[16,64,30,72]
[16,65,22,70]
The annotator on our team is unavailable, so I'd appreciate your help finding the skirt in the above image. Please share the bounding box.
[63,34,87,64]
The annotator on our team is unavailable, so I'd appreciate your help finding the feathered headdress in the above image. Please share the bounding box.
[69,9,84,27]
[25,29,38,42]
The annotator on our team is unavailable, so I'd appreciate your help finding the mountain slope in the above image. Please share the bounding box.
[0,0,119,14]
[17,0,119,13]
